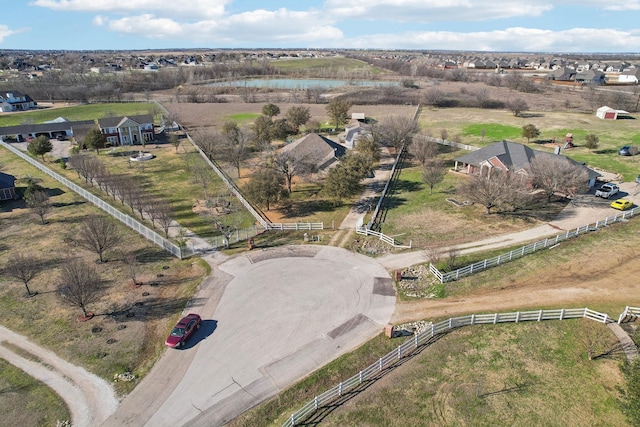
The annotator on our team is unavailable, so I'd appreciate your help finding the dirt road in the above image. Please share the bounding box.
[0,325,118,427]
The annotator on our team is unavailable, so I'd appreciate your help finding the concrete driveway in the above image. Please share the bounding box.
[103,245,395,426]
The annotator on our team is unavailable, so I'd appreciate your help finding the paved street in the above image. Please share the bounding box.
[103,245,395,426]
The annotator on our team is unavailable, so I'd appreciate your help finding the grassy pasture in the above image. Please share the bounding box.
[270,57,388,77]
[421,107,640,181]
[230,320,628,427]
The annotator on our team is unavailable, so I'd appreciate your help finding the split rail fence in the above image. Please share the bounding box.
[283,307,614,426]
[430,206,640,283]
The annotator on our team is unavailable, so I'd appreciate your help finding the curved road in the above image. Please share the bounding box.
[103,245,395,426]
[2,181,638,426]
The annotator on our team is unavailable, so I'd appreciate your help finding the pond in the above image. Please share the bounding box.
[204,78,399,89]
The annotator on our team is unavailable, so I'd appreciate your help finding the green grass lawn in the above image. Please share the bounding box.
[421,108,640,181]
[0,103,159,127]
[225,112,261,124]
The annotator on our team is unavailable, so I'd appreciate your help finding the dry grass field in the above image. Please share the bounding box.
[0,147,208,394]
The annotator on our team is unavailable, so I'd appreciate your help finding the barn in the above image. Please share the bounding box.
[596,105,629,120]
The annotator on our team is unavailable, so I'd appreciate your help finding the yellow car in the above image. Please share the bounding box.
[610,199,633,211]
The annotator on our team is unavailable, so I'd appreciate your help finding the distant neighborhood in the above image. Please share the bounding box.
[1,49,639,85]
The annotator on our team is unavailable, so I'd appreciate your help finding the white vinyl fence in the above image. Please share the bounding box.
[430,207,640,283]
[0,140,188,259]
[618,306,640,324]
[356,226,412,248]
[184,132,324,232]
[282,307,612,426]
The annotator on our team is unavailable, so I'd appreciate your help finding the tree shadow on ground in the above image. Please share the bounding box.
[277,199,337,219]
[595,148,617,155]
[520,112,545,118]
[497,198,569,222]
[52,200,87,208]
[105,296,208,322]
[296,333,447,426]
[133,247,173,264]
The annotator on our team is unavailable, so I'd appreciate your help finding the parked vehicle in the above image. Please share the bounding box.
[165,313,201,348]
[618,146,638,156]
[611,199,633,211]
[595,183,619,198]
[56,134,66,141]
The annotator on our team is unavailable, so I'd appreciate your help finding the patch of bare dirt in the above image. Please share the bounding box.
[391,255,640,324]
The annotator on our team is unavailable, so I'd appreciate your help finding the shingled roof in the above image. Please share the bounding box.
[280,133,346,170]
[456,140,600,180]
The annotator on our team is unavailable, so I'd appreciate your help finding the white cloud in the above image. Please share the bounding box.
[338,27,640,52]
[31,0,229,19]
[0,24,19,44]
[98,8,343,45]
[323,0,554,21]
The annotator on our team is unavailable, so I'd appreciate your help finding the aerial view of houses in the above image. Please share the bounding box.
[1,2,640,427]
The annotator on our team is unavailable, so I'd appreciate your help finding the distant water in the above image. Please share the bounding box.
[205,78,399,89]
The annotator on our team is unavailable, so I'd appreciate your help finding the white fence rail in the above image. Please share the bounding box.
[0,140,187,259]
[619,306,640,324]
[428,135,480,152]
[282,307,613,426]
[356,226,411,248]
[184,132,324,233]
[431,209,640,283]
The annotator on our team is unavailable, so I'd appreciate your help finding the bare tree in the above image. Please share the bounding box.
[459,170,527,214]
[219,126,251,178]
[528,156,589,202]
[57,259,104,319]
[155,201,175,238]
[4,253,40,296]
[370,115,418,149]
[422,88,446,107]
[122,252,140,287]
[422,160,447,194]
[270,151,310,194]
[410,134,439,166]
[507,98,530,117]
[169,133,181,153]
[76,215,121,262]
[440,128,448,142]
[191,161,214,199]
[25,188,51,224]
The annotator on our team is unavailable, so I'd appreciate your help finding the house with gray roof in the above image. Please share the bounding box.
[280,133,346,171]
[575,69,606,85]
[0,90,36,112]
[454,140,599,188]
[0,119,96,142]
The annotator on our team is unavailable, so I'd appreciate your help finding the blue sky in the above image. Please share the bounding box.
[2,0,640,52]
